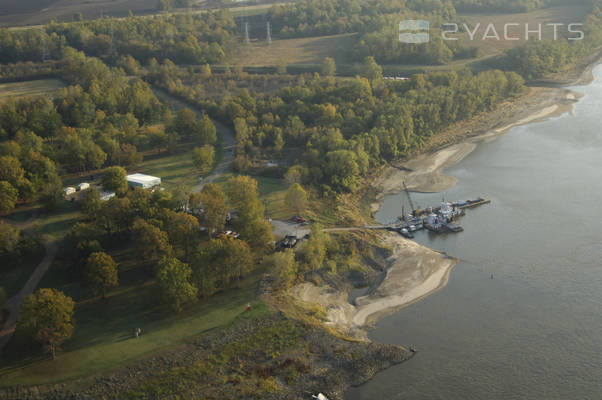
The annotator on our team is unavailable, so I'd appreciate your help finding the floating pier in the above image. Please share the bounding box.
[392,195,490,237]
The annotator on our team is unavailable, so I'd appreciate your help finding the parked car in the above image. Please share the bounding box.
[292,216,306,223]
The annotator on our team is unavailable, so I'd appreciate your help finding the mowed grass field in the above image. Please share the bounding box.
[228,33,358,67]
[0,79,66,101]
[134,148,199,190]
[0,267,265,386]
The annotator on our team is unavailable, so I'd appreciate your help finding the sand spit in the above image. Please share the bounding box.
[291,234,457,336]
[293,58,597,339]
[370,88,580,213]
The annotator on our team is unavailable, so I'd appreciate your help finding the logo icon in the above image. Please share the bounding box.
[399,20,430,43]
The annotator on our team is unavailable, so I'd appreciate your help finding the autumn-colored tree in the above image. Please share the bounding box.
[164,211,200,260]
[198,114,217,145]
[0,181,18,214]
[199,183,228,234]
[362,56,382,81]
[192,145,215,173]
[262,249,298,289]
[0,220,20,256]
[321,57,336,76]
[101,166,127,193]
[132,219,172,263]
[155,257,198,312]
[195,236,253,289]
[17,288,75,359]
[285,183,308,216]
[226,175,264,225]
[300,224,328,272]
[226,176,273,253]
[81,186,101,219]
[97,197,132,235]
[84,252,119,298]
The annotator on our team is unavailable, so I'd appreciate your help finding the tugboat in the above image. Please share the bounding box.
[424,212,447,233]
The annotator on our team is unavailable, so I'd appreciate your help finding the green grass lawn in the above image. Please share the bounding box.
[38,201,81,241]
[0,250,44,299]
[134,148,199,190]
[0,79,66,101]
[0,265,264,386]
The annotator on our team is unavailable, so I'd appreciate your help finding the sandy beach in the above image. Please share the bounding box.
[370,86,581,214]
[291,55,600,338]
[292,233,457,336]
[291,87,584,337]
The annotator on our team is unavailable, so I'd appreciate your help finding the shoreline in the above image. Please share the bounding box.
[292,234,458,338]
[292,55,601,339]
[371,86,581,207]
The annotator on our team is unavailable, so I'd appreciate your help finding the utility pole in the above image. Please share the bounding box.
[41,32,49,62]
[266,21,272,45]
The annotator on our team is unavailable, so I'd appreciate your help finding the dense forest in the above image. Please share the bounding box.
[0,11,236,65]
[0,49,221,214]
[498,0,602,78]
[151,60,524,194]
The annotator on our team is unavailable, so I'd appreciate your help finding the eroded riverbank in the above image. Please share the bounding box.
[293,56,600,343]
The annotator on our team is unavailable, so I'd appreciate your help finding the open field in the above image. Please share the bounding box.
[133,148,199,189]
[227,5,589,76]
[0,274,264,386]
[0,79,66,101]
[0,0,159,27]
[0,0,287,28]
[228,33,358,68]
[458,5,590,57]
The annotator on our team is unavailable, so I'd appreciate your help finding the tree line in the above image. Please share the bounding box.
[0,50,218,214]
[497,0,602,79]
[152,59,524,194]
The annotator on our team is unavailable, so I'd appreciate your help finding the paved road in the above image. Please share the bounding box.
[0,214,58,354]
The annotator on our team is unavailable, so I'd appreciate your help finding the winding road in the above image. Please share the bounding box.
[150,86,237,193]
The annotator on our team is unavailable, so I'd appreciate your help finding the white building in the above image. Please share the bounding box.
[77,182,90,191]
[126,173,161,189]
[63,187,76,196]
[99,190,116,201]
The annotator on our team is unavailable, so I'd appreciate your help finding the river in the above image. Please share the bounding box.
[346,64,602,399]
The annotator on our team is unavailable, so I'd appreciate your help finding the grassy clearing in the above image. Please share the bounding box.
[0,250,44,298]
[133,148,198,190]
[459,5,590,56]
[37,202,81,241]
[226,5,589,76]
[0,79,65,101]
[228,33,358,68]
[0,264,264,386]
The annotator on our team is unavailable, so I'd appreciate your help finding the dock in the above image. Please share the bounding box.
[323,197,490,239]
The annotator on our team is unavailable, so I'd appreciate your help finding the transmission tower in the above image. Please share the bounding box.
[266,21,272,45]
[244,22,250,44]
[109,21,116,54]
[41,33,50,62]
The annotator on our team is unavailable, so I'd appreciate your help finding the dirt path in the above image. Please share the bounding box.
[192,118,236,193]
[150,86,236,193]
[0,214,58,354]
